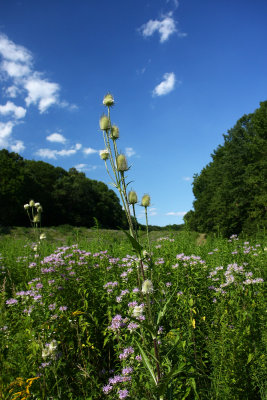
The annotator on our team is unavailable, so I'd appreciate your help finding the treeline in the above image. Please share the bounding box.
[0,149,128,229]
[184,101,267,236]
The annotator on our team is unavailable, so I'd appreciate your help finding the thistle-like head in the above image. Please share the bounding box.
[142,280,154,294]
[128,191,138,205]
[110,125,119,140]
[99,149,109,161]
[141,194,151,208]
[99,114,110,131]
[103,93,114,107]
[116,154,128,172]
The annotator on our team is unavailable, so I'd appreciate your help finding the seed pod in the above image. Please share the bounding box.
[141,194,151,207]
[142,280,154,294]
[99,114,110,131]
[116,154,128,172]
[103,93,114,107]
[37,206,43,213]
[110,125,119,140]
[24,204,30,210]
[29,200,35,207]
[128,191,138,205]
[99,149,109,160]
[33,214,40,223]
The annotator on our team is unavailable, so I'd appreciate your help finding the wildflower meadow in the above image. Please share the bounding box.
[0,94,266,400]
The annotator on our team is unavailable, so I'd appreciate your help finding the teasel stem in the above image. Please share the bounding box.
[120,171,135,239]
[132,203,139,240]
[144,206,151,253]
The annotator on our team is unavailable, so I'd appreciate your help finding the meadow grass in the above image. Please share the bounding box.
[0,228,266,400]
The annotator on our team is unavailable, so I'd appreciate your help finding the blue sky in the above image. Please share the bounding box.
[1,0,267,226]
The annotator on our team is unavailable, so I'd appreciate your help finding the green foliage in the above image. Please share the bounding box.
[0,150,127,230]
[184,101,267,236]
[0,229,266,399]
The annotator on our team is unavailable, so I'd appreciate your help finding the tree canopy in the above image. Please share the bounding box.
[184,101,267,236]
[0,149,127,229]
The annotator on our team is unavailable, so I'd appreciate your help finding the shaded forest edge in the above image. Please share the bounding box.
[1,101,266,236]
[184,100,267,236]
[0,148,183,232]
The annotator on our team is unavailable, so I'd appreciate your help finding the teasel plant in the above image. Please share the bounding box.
[24,200,46,252]
[98,94,182,400]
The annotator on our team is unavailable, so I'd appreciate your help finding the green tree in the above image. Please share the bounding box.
[184,101,267,236]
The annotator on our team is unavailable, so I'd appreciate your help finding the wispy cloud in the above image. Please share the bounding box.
[83,147,98,155]
[10,140,25,153]
[125,147,136,157]
[166,211,187,216]
[153,72,177,96]
[182,176,192,181]
[139,12,186,43]
[36,143,82,159]
[46,132,66,144]
[74,163,97,172]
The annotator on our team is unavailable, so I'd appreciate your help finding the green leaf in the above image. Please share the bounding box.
[121,228,143,254]
[158,362,185,396]
[157,288,177,326]
[135,340,157,386]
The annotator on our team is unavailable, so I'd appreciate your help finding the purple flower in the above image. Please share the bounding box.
[118,389,129,399]
[6,298,18,305]
[135,355,142,362]
[59,306,67,311]
[49,303,56,311]
[109,314,124,331]
[103,384,113,394]
[127,322,139,332]
[122,366,133,375]
[119,346,134,360]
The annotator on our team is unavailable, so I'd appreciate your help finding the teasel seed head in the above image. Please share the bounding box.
[99,149,109,160]
[99,114,110,131]
[110,125,119,140]
[142,280,154,294]
[128,190,138,205]
[141,194,151,208]
[116,154,128,172]
[103,93,114,107]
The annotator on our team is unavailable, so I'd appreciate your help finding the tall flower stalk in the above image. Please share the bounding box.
[98,93,171,399]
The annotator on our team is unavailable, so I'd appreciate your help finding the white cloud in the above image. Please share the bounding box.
[182,176,192,181]
[75,163,87,171]
[36,143,82,159]
[57,148,77,156]
[46,132,66,143]
[153,72,176,96]
[83,147,98,155]
[125,147,136,157]
[0,121,14,146]
[10,140,25,153]
[35,148,58,159]
[0,101,26,119]
[5,85,20,98]
[2,60,31,78]
[166,211,187,216]
[140,12,186,43]
[0,34,71,114]
[0,34,32,63]
[24,76,60,113]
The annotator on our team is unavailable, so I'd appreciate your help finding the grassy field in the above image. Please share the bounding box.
[0,227,266,399]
